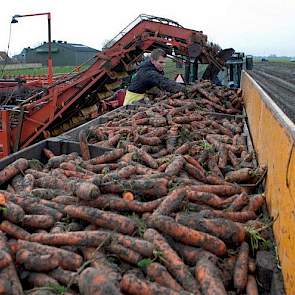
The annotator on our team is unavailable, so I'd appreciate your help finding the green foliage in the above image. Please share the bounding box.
[137,258,153,268]
[200,140,214,152]
[47,283,67,294]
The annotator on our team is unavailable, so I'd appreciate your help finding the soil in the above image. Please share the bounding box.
[248,62,295,123]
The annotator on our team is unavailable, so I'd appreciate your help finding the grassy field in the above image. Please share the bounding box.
[0,65,89,77]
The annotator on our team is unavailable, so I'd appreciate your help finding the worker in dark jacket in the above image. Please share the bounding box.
[123,48,185,105]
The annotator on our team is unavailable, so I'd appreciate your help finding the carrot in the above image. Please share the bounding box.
[123,191,134,201]
[137,135,162,146]
[225,168,253,183]
[79,267,122,295]
[146,262,184,291]
[227,192,249,211]
[49,267,78,286]
[117,165,137,178]
[176,213,245,245]
[228,150,240,167]
[52,195,77,205]
[80,194,164,213]
[0,158,29,185]
[246,194,265,212]
[0,264,24,295]
[217,144,228,168]
[195,256,227,295]
[158,162,169,172]
[64,205,137,234]
[189,184,242,196]
[200,209,257,223]
[16,248,59,271]
[175,143,191,155]
[120,272,194,295]
[187,191,233,208]
[184,162,207,182]
[248,258,256,273]
[153,187,186,216]
[88,148,125,164]
[166,125,179,152]
[46,153,78,169]
[207,155,224,178]
[168,239,217,266]
[43,148,55,159]
[0,250,12,269]
[164,155,185,176]
[30,230,111,246]
[149,214,227,256]
[79,130,91,161]
[26,272,59,288]
[81,163,119,173]
[17,240,83,271]
[2,201,25,224]
[1,220,30,240]
[108,241,142,264]
[22,214,55,229]
[143,228,200,292]
[183,155,206,178]
[113,233,154,257]
[246,274,259,295]
[136,148,158,169]
[81,248,121,285]
[234,241,249,292]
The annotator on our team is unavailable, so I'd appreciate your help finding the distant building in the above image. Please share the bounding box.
[15,41,99,66]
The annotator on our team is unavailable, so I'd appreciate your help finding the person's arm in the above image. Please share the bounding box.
[146,70,185,93]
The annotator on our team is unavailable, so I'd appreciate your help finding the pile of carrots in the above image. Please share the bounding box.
[0,81,269,294]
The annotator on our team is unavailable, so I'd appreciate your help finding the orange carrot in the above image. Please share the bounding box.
[0,193,6,206]
[64,205,137,234]
[0,158,29,185]
[183,155,206,178]
[200,209,257,223]
[227,192,249,211]
[146,263,184,291]
[79,267,122,295]
[120,273,194,295]
[195,256,227,295]
[246,194,265,212]
[189,184,242,196]
[108,241,142,264]
[123,191,134,201]
[234,241,249,292]
[144,228,200,293]
[246,274,259,295]
[149,214,227,256]
[0,220,30,240]
[88,148,125,164]
[176,213,245,245]
[3,201,25,224]
[136,148,158,169]
[153,187,186,216]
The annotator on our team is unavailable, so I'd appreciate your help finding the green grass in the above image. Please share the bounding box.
[1,65,89,77]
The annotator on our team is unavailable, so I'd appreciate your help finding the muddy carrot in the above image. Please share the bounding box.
[120,273,193,295]
[164,155,185,176]
[49,267,78,286]
[189,184,242,196]
[246,274,259,295]
[176,213,245,245]
[64,205,137,234]
[27,272,59,288]
[2,201,25,224]
[22,215,55,229]
[17,240,83,271]
[88,148,125,164]
[0,250,12,269]
[184,162,207,182]
[149,215,227,256]
[0,263,23,295]
[227,192,249,211]
[108,241,142,265]
[195,256,227,295]
[1,220,30,240]
[175,143,191,155]
[117,165,137,178]
[246,194,265,212]
[225,168,253,183]
[153,187,186,216]
[136,149,158,169]
[16,248,59,271]
[234,241,249,292]
[79,267,122,295]
[30,230,111,246]
[146,262,183,291]
[0,158,29,185]
[183,155,206,178]
[52,195,77,205]
[200,209,257,223]
[187,191,231,208]
[248,258,256,273]
[144,228,200,292]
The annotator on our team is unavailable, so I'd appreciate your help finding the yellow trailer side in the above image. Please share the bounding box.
[241,71,295,294]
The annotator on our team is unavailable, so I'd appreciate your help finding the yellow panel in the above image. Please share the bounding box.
[241,71,295,295]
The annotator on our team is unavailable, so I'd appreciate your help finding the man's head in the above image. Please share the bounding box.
[150,49,167,72]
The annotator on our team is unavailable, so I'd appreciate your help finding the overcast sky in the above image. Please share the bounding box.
[1,0,294,57]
